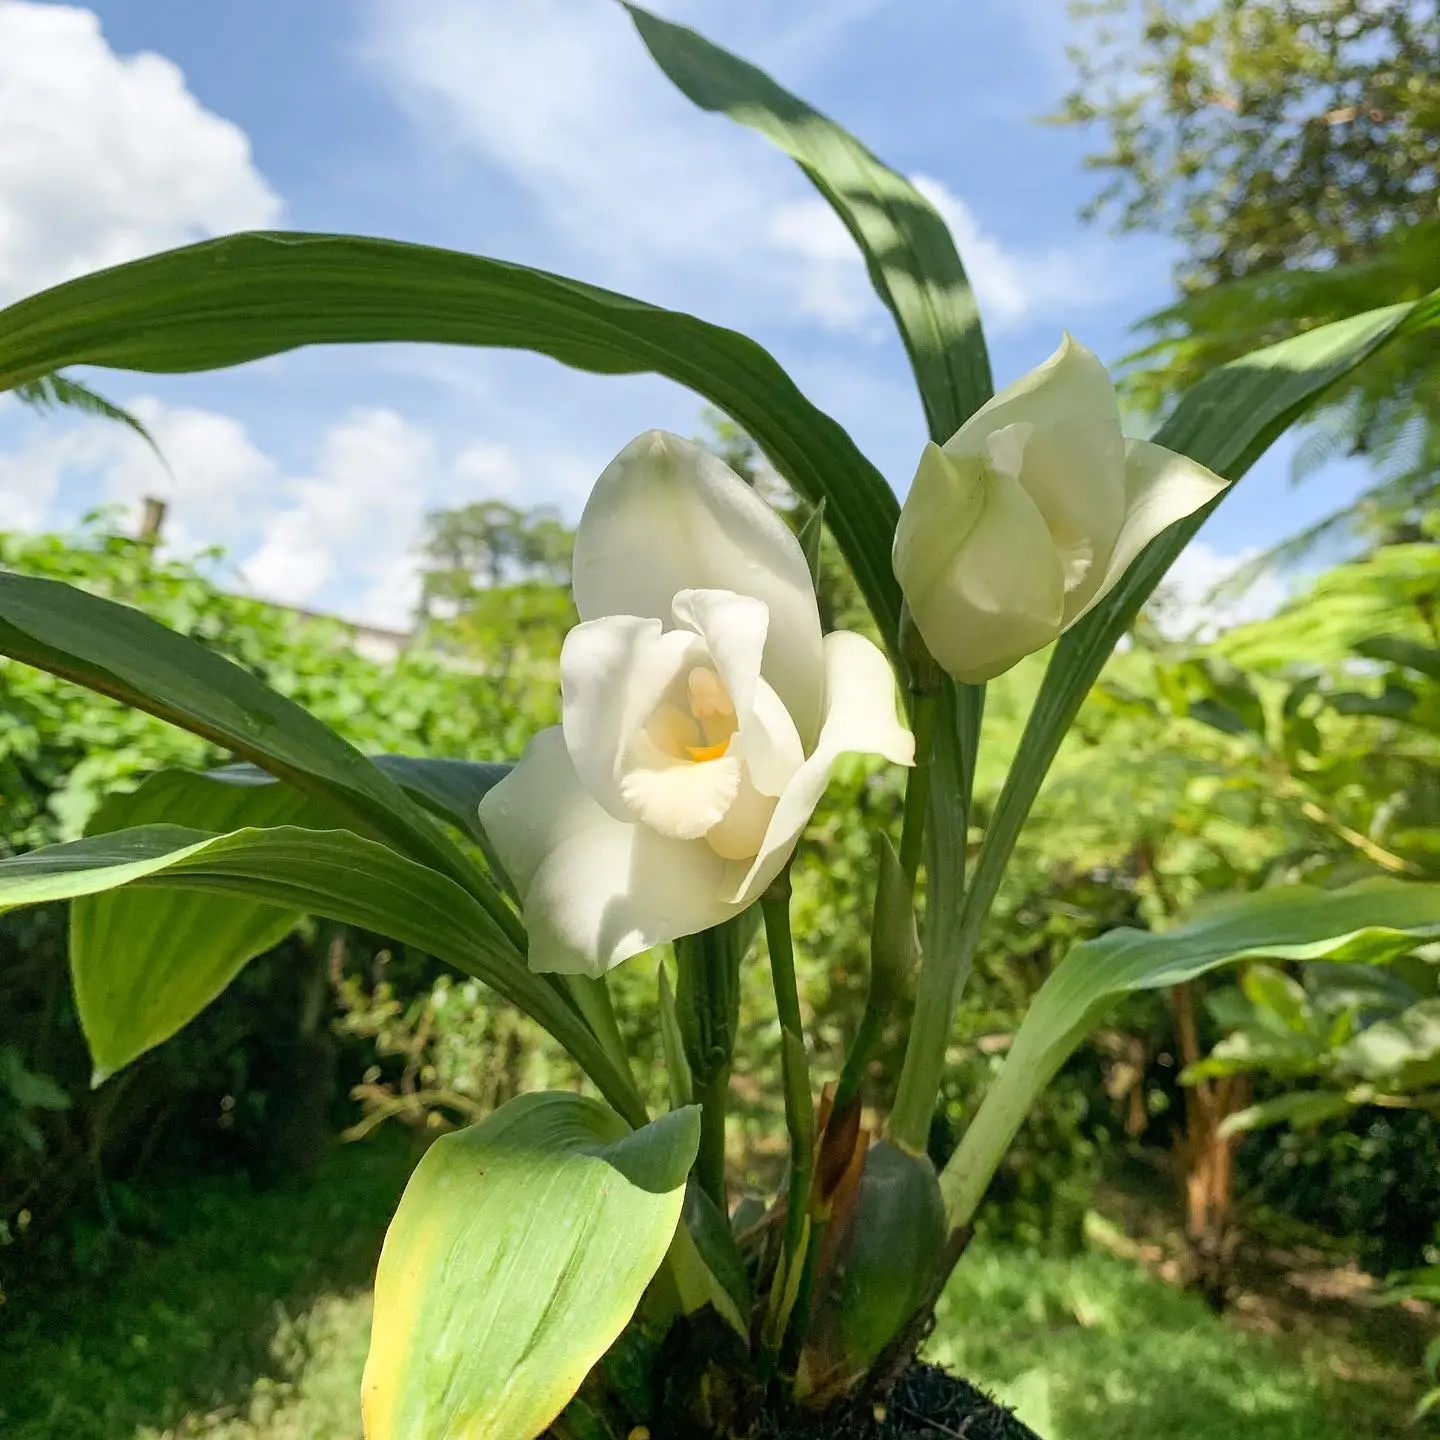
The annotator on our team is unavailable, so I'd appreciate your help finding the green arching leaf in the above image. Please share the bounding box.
[362,1093,698,1440]
[0,571,501,914]
[624,4,992,441]
[215,755,512,847]
[0,824,640,1120]
[0,231,902,652]
[72,769,327,1075]
[939,878,1440,1229]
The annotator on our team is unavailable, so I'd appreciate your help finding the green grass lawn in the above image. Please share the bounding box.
[0,1136,1423,1440]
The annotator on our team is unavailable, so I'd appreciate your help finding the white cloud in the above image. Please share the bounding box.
[912,176,1092,330]
[1151,541,1287,641]
[0,1,280,304]
[765,198,880,332]
[242,409,436,621]
[766,178,1107,337]
[452,440,526,501]
[0,398,546,631]
[100,399,279,549]
[363,0,778,288]
[363,1,1106,341]
[362,0,894,331]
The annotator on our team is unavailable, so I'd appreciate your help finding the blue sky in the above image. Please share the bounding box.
[0,0,1369,628]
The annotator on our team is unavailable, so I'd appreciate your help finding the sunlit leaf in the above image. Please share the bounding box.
[363,1093,698,1440]
[940,878,1440,1228]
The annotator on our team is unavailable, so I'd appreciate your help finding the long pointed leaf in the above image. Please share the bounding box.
[939,879,1440,1229]
[0,571,507,922]
[216,755,512,846]
[0,231,902,650]
[625,4,992,440]
[0,824,641,1121]
[74,769,325,1074]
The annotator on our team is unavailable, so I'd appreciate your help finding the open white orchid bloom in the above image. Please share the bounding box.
[893,334,1231,684]
[479,430,914,976]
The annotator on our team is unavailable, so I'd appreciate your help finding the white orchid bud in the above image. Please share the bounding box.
[892,335,1230,684]
[480,430,913,977]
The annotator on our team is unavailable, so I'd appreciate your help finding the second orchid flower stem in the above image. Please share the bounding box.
[898,689,937,886]
[761,879,815,1287]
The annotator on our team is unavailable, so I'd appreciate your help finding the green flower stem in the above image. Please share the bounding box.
[694,1066,732,1212]
[564,973,647,1125]
[762,883,815,1287]
[897,689,936,886]
[888,680,988,1155]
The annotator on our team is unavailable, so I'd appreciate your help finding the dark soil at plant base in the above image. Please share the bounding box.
[753,1362,1043,1440]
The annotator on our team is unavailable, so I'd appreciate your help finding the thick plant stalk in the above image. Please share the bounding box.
[761,879,816,1351]
[675,921,747,1211]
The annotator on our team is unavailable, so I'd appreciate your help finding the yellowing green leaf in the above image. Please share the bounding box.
[362,1093,699,1440]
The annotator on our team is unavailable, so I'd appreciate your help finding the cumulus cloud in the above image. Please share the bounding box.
[362,0,780,294]
[767,178,1107,335]
[0,1,280,304]
[1150,541,1287,641]
[0,399,546,630]
[243,409,436,623]
[363,0,1105,340]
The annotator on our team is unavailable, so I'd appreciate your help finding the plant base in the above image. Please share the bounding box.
[754,1361,1044,1439]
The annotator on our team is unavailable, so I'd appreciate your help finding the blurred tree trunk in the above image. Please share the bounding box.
[1171,981,1251,1308]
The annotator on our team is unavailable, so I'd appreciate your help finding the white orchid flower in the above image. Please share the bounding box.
[479,431,914,976]
[893,334,1230,684]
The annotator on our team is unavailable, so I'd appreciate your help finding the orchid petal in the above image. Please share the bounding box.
[572,431,825,744]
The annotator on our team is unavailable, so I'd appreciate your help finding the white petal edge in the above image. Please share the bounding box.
[723,632,913,907]
[898,444,1067,685]
[1070,438,1232,625]
[571,430,825,745]
[942,334,1120,458]
[671,588,768,727]
[735,677,805,798]
[561,615,699,822]
[1006,417,1128,625]
[479,727,614,899]
[478,728,735,976]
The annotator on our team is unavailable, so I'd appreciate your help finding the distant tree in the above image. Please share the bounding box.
[417,500,574,619]
[1055,0,1440,572]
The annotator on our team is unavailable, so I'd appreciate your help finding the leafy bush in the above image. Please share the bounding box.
[0,521,558,1295]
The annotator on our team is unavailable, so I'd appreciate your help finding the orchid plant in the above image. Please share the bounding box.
[1,9,1439,1439]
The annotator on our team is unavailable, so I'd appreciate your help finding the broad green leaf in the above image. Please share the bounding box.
[625,4,992,440]
[70,761,515,1081]
[1240,963,1311,1029]
[0,824,640,1119]
[0,231,901,651]
[1336,998,1440,1090]
[362,1092,698,1440]
[73,769,326,1075]
[217,755,512,846]
[0,572,499,910]
[938,879,1440,1228]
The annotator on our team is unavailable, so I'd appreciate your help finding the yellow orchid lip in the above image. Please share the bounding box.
[685,740,730,763]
